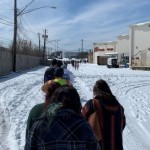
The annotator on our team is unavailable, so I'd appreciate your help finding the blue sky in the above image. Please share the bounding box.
[0,0,150,52]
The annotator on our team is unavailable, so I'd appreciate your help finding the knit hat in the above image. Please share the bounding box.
[54,67,64,77]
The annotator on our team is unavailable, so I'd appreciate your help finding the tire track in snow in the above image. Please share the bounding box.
[74,76,93,106]
[0,71,44,150]
[105,73,150,150]
[116,81,150,150]
[0,104,10,150]
[15,83,43,149]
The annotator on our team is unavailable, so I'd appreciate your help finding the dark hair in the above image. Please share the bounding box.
[45,82,61,107]
[51,85,82,114]
[93,79,113,96]
[54,67,64,77]
[52,59,57,66]
[57,60,63,67]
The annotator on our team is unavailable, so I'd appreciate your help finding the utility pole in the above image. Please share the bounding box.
[55,40,57,52]
[56,40,58,52]
[12,0,17,72]
[38,33,41,51]
[12,1,56,72]
[29,40,32,50]
[81,39,83,60]
[42,29,48,61]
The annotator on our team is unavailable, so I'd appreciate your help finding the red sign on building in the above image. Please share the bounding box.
[107,48,113,51]
[94,47,105,52]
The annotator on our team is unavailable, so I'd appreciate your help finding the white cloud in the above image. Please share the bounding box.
[1,0,150,50]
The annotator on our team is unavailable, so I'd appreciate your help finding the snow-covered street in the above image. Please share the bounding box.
[0,64,150,150]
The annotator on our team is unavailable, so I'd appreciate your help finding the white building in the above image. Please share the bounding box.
[129,22,150,67]
[62,51,79,59]
[93,36,130,65]
[93,41,117,65]
[116,34,129,64]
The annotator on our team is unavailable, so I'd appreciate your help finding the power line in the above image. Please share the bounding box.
[19,6,56,16]
[12,0,56,72]
[48,41,66,51]
[48,42,83,52]
[18,27,31,41]
[0,14,13,20]
[0,18,13,24]
[0,21,13,26]
[20,16,37,36]
[62,41,80,45]
[18,0,36,16]
[83,39,94,43]
[0,37,12,41]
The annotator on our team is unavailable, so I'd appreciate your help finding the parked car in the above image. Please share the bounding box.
[107,58,119,68]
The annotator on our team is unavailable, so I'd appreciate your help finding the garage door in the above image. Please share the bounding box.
[97,56,108,65]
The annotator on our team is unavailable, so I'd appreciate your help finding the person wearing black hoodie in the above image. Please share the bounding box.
[82,79,126,150]
[44,59,57,83]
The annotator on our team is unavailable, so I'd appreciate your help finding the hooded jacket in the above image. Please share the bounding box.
[82,95,126,150]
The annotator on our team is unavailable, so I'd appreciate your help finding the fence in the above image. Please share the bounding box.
[0,51,42,77]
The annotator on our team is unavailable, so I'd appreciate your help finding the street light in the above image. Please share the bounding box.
[18,6,56,16]
[12,0,56,72]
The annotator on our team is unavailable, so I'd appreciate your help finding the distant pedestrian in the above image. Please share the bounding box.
[25,85,100,150]
[71,60,75,67]
[74,61,79,70]
[76,61,79,70]
[82,79,126,150]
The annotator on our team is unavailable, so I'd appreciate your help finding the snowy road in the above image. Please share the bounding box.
[0,64,150,150]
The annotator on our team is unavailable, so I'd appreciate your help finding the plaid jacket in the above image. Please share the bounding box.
[25,109,100,150]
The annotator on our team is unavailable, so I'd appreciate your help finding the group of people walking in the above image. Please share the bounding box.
[71,60,79,70]
[25,59,126,150]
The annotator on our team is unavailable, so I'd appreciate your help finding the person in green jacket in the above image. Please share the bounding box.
[26,67,72,139]
[26,81,61,139]
[41,67,72,93]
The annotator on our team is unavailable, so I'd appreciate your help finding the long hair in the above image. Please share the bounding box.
[45,82,61,107]
[93,79,113,97]
[51,85,82,114]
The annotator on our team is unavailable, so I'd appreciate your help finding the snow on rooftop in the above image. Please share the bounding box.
[94,41,117,46]
[130,21,150,27]
[117,34,129,37]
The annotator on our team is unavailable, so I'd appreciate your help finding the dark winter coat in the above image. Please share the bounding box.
[25,106,100,150]
[82,95,126,150]
[44,66,55,83]
[26,103,45,139]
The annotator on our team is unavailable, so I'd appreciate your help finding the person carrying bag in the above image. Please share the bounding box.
[82,79,126,150]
